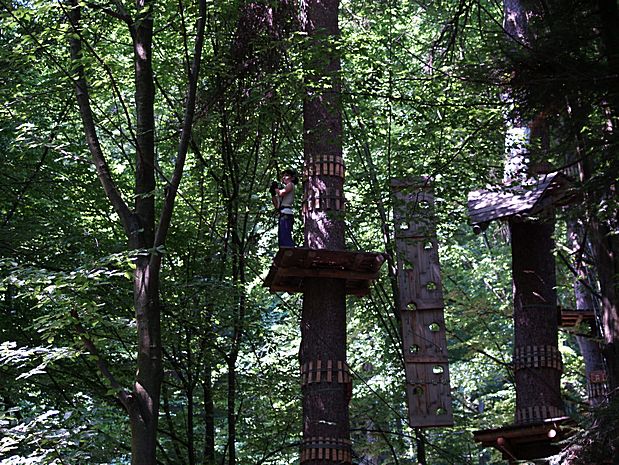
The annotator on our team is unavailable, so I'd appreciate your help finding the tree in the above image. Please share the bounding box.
[299,0,352,463]
[3,0,618,464]
[493,0,619,460]
[66,0,206,462]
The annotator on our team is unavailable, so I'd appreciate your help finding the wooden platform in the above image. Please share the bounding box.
[468,172,574,232]
[263,247,386,296]
[559,308,595,328]
[474,417,572,463]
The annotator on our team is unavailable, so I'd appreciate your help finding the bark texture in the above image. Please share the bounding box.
[511,218,564,423]
[567,221,607,406]
[301,0,344,250]
[299,0,350,463]
[592,221,619,393]
[130,13,161,461]
[594,0,619,397]
[300,279,348,443]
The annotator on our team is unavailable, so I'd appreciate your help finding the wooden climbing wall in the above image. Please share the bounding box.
[391,178,454,427]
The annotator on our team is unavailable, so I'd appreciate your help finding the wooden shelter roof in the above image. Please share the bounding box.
[263,247,386,296]
[468,172,574,231]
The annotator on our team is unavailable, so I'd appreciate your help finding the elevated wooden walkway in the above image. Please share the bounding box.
[263,247,386,296]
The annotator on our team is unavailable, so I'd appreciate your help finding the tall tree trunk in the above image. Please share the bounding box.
[598,0,619,120]
[67,0,207,460]
[585,186,619,461]
[225,250,247,465]
[227,356,237,465]
[502,0,534,185]
[218,116,247,465]
[186,380,195,465]
[510,218,564,422]
[203,366,215,465]
[415,428,426,465]
[563,100,609,408]
[567,220,608,406]
[502,0,564,425]
[593,0,619,398]
[130,261,162,464]
[299,0,350,463]
[591,219,619,391]
[127,5,162,462]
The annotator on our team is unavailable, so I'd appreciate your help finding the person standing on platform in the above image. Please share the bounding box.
[275,168,298,247]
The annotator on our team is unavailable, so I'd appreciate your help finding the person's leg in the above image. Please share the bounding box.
[278,214,295,247]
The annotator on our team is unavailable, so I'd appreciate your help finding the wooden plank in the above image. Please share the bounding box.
[401,309,448,357]
[467,172,574,226]
[267,279,370,297]
[271,248,385,272]
[393,177,453,428]
[397,242,445,309]
[474,421,568,443]
[559,309,595,327]
[473,416,572,462]
[284,248,384,271]
[404,361,453,427]
[267,283,302,294]
[303,250,318,268]
[590,370,607,383]
[275,266,378,281]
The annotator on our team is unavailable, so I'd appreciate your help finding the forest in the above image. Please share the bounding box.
[1,0,618,464]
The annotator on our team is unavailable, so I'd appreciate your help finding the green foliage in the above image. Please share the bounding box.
[1,0,614,464]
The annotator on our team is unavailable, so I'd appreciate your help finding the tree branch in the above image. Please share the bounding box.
[61,0,139,157]
[85,1,132,23]
[66,0,136,238]
[70,307,132,411]
[153,0,208,251]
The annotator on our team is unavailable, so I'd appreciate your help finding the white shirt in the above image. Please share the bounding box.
[280,183,294,215]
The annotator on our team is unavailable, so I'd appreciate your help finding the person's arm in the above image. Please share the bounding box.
[268,181,280,210]
[277,182,293,197]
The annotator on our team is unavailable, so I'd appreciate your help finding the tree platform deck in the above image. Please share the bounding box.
[263,247,386,296]
[559,308,595,328]
[473,417,572,463]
